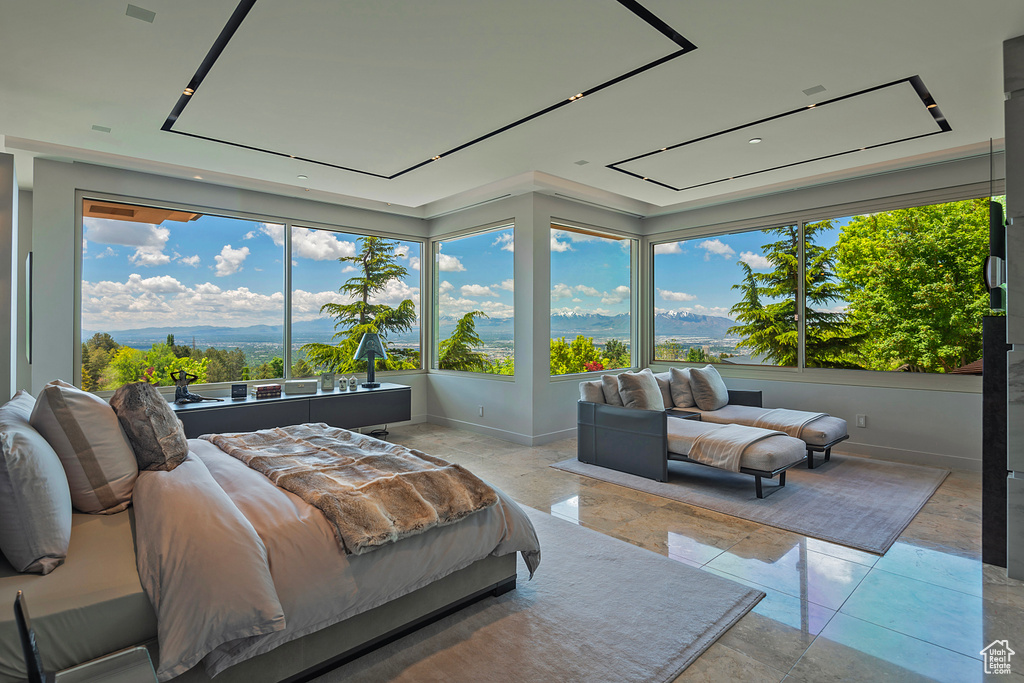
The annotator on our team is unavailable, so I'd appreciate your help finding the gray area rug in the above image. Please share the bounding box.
[552,454,948,555]
[315,506,763,683]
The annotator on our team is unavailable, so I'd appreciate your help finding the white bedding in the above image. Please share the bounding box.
[133,437,541,681]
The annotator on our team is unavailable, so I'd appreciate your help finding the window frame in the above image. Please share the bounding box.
[76,191,426,397]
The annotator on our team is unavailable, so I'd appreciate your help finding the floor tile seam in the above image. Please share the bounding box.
[713,642,789,680]
[829,611,985,663]
[698,565,846,612]
[864,564,986,602]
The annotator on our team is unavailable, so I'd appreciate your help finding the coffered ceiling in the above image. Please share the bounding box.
[1,0,1022,216]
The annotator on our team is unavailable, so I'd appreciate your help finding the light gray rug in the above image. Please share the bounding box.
[315,506,762,683]
[552,454,948,554]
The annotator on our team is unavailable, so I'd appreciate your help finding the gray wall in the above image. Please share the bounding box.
[0,154,15,398]
[17,189,31,391]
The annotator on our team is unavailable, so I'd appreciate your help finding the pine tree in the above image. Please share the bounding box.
[438,311,490,371]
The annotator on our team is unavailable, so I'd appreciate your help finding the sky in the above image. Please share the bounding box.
[81,212,421,333]
[549,227,631,317]
[435,226,515,321]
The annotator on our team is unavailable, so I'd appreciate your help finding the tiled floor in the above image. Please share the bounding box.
[385,422,1024,683]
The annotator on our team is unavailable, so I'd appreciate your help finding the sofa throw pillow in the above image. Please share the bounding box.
[653,371,675,410]
[601,375,624,406]
[110,382,189,472]
[617,369,665,411]
[0,391,72,574]
[578,379,606,404]
[669,367,696,408]
[689,365,729,411]
[30,379,139,514]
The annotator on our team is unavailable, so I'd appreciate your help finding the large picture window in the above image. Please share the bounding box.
[80,199,285,390]
[290,227,421,376]
[549,223,632,376]
[433,225,514,374]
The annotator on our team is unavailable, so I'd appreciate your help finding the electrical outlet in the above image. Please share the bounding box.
[856,414,867,428]
[478,405,484,417]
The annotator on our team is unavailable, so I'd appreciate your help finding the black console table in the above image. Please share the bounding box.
[170,382,412,439]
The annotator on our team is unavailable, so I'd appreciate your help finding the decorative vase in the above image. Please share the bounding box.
[348,376,358,391]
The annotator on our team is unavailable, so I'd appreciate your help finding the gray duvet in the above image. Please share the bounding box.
[132,437,541,682]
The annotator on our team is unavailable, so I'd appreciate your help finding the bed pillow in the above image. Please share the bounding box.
[30,379,139,514]
[601,375,624,406]
[617,369,665,411]
[579,379,606,404]
[0,391,72,574]
[689,365,729,411]
[110,382,189,472]
[669,367,696,408]
[652,371,675,409]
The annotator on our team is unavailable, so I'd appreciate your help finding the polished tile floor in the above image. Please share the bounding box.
[386,422,1024,683]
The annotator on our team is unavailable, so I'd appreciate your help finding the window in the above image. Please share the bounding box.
[653,226,797,367]
[432,225,514,374]
[80,199,284,390]
[289,227,421,376]
[549,223,632,376]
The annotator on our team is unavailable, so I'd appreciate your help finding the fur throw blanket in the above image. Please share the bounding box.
[202,423,497,555]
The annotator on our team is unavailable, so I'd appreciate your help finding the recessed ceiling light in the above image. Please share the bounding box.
[808,104,816,109]
[431,155,441,161]
[183,88,194,96]
[802,84,826,96]
[193,175,202,180]
[297,174,308,180]
[125,4,156,23]
[927,103,937,109]
[91,125,111,133]
[642,177,648,181]
[660,147,667,151]
[574,160,589,166]
[748,137,762,144]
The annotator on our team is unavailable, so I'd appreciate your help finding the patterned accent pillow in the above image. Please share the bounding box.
[111,382,189,472]
[689,365,729,411]
[669,367,696,408]
[30,380,138,514]
[616,369,666,411]
[601,375,624,406]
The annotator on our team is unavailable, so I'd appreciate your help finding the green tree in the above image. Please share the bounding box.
[685,346,710,363]
[205,347,247,383]
[835,199,990,372]
[252,356,285,380]
[603,339,630,369]
[728,223,860,367]
[300,236,418,373]
[550,335,603,375]
[438,311,490,371]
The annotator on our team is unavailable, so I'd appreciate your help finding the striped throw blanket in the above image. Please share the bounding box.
[753,408,827,439]
[202,423,497,555]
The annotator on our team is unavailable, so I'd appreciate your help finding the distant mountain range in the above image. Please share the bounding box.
[88,310,737,347]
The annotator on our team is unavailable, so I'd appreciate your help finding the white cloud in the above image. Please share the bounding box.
[698,238,735,260]
[409,256,421,271]
[439,293,513,319]
[243,231,256,240]
[550,283,574,301]
[95,247,118,259]
[571,298,582,303]
[550,233,572,253]
[574,285,600,297]
[130,247,171,267]
[214,245,250,276]
[496,279,514,292]
[601,285,631,305]
[461,284,497,298]
[439,280,454,295]
[178,254,201,267]
[290,227,357,261]
[654,241,682,255]
[658,288,698,302]
[493,232,514,253]
[83,218,173,268]
[342,265,359,273]
[739,251,772,270]
[259,223,285,245]
[395,244,410,259]
[437,253,466,272]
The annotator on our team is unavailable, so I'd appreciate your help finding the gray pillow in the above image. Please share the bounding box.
[617,369,665,411]
[110,383,189,472]
[0,391,72,574]
[579,380,606,404]
[601,375,624,406]
[689,365,729,411]
[653,371,674,409]
[669,367,696,408]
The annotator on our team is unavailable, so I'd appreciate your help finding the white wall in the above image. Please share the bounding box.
[0,154,16,399]
[17,189,31,391]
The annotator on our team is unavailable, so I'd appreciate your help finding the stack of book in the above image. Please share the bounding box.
[251,383,282,399]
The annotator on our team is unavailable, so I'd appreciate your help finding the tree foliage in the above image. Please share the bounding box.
[550,335,603,375]
[835,199,989,372]
[438,311,491,371]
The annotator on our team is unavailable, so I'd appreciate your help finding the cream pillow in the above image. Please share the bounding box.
[653,371,674,409]
[601,375,624,406]
[669,367,696,408]
[578,380,606,404]
[616,369,665,411]
[30,380,139,514]
[689,365,730,411]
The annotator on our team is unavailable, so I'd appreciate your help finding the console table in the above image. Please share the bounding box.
[170,382,412,438]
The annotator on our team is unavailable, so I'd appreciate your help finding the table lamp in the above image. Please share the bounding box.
[354,332,387,388]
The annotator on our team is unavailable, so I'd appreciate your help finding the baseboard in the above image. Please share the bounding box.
[835,442,981,472]
[530,427,576,446]
[353,414,427,434]
[426,415,534,445]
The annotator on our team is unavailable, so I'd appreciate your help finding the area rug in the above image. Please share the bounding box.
[314,506,763,683]
[551,454,948,555]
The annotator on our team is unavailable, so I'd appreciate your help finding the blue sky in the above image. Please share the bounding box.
[549,228,631,316]
[435,227,515,320]
[81,212,420,332]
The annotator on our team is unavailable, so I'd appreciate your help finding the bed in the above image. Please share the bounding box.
[0,383,541,683]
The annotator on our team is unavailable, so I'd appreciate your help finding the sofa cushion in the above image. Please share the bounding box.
[30,380,138,514]
[652,371,674,410]
[666,419,806,471]
[669,367,695,408]
[617,369,665,411]
[689,365,729,411]
[0,392,72,574]
[601,375,624,406]
[694,405,848,446]
[110,383,189,472]
[579,379,606,404]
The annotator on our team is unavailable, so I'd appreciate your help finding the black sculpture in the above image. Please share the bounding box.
[171,370,224,404]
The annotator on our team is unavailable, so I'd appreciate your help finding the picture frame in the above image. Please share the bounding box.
[320,372,335,392]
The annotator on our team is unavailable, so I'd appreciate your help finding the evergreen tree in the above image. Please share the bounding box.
[300,236,418,373]
[438,311,490,371]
